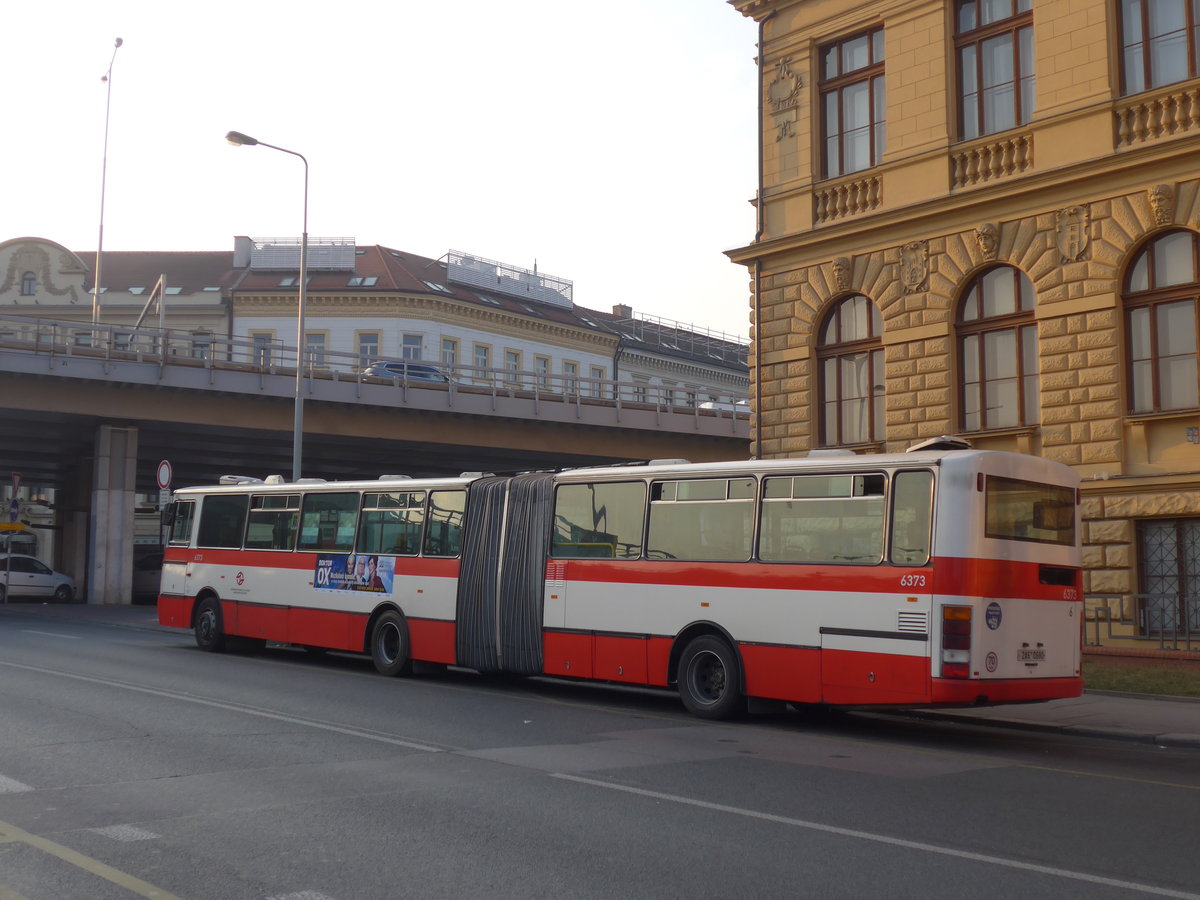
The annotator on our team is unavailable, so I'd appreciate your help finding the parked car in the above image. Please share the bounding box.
[0,554,75,602]
[698,399,750,416]
[132,550,163,604]
[362,361,450,383]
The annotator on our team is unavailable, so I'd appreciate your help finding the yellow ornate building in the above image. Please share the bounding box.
[728,0,1200,645]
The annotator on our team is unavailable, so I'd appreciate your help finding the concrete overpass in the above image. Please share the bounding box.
[0,315,749,603]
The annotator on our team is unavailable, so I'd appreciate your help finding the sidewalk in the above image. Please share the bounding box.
[3,600,1199,749]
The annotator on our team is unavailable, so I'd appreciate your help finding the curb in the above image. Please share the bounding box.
[894,707,1200,749]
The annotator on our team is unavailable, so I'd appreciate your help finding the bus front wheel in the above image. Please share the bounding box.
[194,597,226,652]
[370,610,411,677]
[678,635,743,720]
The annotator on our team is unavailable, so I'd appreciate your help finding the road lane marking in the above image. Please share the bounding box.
[551,773,1200,900]
[0,776,32,794]
[20,630,80,639]
[0,820,185,900]
[0,660,446,753]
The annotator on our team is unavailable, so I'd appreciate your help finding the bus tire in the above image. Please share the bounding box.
[370,610,411,677]
[678,635,743,720]
[194,597,226,652]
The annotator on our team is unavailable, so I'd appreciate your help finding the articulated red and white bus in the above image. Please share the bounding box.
[157,440,1083,718]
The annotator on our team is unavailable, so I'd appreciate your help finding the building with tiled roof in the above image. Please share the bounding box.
[0,235,748,405]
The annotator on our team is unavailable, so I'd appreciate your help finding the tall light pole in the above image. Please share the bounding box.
[225,130,309,482]
[92,37,124,327]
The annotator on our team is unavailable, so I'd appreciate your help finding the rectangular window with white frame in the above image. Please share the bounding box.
[305,332,327,368]
[504,349,522,385]
[563,360,578,395]
[402,333,423,361]
[250,331,275,367]
[357,332,380,370]
[632,376,649,403]
[534,355,551,389]
[589,365,606,397]
[441,337,459,369]
[191,332,213,360]
[473,343,491,383]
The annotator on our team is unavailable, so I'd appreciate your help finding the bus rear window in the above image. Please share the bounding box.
[985,476,1075,546]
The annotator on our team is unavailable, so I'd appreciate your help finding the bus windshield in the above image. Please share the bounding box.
[984,475,1075,546]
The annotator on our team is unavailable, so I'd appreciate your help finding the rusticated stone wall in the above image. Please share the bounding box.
[751,179,1200,612]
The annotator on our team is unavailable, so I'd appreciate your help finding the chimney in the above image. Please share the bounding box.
[613,303,633,318]
[233,236,254,269]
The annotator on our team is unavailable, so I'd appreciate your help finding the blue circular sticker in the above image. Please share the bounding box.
[985,601,1003,630]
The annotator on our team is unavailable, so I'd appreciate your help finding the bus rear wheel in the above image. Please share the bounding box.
[370,610,411,677]
[678,635,743,720]
[194,597,226,652]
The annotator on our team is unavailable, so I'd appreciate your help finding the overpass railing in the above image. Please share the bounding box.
[0,314,750,431]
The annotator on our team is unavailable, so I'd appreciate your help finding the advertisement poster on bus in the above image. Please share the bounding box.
[314,554,394,593]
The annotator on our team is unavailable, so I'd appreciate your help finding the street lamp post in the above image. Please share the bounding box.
[92,37,124,327]
[225,130,309,482]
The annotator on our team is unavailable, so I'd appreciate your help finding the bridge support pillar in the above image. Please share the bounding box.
[88,424,138,605]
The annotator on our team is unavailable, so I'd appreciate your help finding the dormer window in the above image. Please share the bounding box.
[21,272,36,296]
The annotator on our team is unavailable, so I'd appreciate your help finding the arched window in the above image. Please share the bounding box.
[1125,230,1200,413]
[958,266,1038,431]
[818,294,884,446]
[20,272,36,296]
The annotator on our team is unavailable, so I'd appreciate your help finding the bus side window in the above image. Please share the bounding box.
[423,490,466,557]
[551,482,646,559]
[889,470,933,565]
[167,500,196,546]
[358,491,426,556]
[245,494,300,551]
[759,474,885,564]
[196,495,249,549]
[297,492,359,553]
[646,478,753,561]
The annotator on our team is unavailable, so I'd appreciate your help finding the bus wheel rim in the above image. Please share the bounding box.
[379,622,401,664]
[689,650,725,704]
[198,608,216,642]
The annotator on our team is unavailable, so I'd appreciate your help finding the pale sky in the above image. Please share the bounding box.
[8,1,760,338]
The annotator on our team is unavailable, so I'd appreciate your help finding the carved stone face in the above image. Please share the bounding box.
[975,223,998,258]
[1149,184,1173,225]
[832,257,851,291]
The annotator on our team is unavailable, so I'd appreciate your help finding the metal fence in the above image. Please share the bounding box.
[1085,593,1200,651]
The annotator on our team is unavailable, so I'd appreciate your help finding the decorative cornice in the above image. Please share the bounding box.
[729,0,777,22]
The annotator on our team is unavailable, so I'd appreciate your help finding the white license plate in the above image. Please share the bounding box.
[1018,648,1046,662]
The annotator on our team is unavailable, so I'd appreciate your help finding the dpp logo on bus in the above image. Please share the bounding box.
[985,601,1003,630]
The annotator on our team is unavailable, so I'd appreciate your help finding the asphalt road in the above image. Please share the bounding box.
[0,614,1198,900]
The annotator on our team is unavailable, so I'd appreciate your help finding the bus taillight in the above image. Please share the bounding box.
[941,605,972,679]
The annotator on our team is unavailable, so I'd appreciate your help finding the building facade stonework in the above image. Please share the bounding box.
[729,0,1200,642]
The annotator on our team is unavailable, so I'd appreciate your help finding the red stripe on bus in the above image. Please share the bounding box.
[162,547,461,578]
[552,557,1076,599]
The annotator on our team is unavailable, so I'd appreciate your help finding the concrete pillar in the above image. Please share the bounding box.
[61,460,91,597]
[88,424,137,604]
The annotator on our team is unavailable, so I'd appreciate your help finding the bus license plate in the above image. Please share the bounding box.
[1018,648,1046,662]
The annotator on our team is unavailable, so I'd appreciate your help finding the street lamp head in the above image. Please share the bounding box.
[225,130,259,147]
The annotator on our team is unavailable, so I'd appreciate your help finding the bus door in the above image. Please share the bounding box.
[819,469,936,704]
[157,499,197,627]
